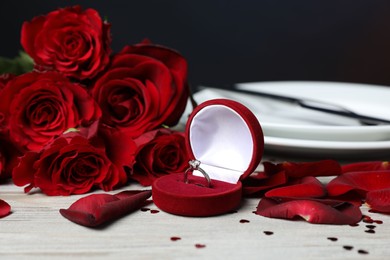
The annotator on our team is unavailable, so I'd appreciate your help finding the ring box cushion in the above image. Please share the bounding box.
[152,99,264,216]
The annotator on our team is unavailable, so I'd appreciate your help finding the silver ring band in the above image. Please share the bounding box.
[184,160,211,187]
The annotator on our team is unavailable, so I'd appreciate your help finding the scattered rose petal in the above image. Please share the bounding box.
[239,219,250,223]
[256,198,362,225]
[263,231,274,235]
[341,161,390,173]
[264,160,341,179]
[265,176,326,198]
[327,170,390,198]
[150,209,160,214]
[140,207,150,212]
[60,190,152,227]
[242,170,287,196]
[365,229,375,234]
[0,199,11,218]
[327,237,338,242]
[366,188,390,213]
[358,249,369,255]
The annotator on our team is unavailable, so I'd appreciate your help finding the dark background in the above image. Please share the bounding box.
[1,1,390,90]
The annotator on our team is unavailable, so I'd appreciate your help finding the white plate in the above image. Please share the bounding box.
[236,81,390,141]
[265,136,390,159]
[185,82,390,158]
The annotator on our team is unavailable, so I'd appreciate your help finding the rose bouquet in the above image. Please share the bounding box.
[0,5,191,196]
[1,5,390,229]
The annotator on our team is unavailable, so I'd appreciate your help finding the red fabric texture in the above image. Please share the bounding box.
[185,99,264,180]
[152,174,242,217]
[152,99,263,217]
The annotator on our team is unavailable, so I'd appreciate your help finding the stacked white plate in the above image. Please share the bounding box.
[184,81,390,159]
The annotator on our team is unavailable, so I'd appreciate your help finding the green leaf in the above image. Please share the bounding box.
[0,51,34,75]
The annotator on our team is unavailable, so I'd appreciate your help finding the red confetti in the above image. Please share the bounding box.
[195,244,206,249]
[358,249,369,255]
[170,237,181,241]
[343,245,353,250]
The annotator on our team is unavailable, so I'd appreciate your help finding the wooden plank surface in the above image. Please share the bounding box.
[0,172,389,259]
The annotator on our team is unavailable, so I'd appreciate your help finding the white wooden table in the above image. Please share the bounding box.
[1,159,389,260]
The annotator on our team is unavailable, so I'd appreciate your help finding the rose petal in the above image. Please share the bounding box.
[327,170,390,197]
[60,190,151,227]
[256,198,362,225]
[0,199,11,218]
[341,161,390,173]
[366,188,390,213]
[242,170,288,196]
[279,160,342,178]
[265,176,326,198]
[12,152,40,193]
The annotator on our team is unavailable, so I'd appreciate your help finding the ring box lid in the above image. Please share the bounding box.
[185,99,264,184]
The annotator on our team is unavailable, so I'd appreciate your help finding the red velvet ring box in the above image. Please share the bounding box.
[152,99,264,216]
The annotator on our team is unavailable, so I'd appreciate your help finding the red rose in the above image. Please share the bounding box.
[21,6,111,80]
[131,129,190,186]
[12,133,130,196]
[0,136,22,179]
[0,74,15,91]
[0,71,101,152]
[91,43,189,137]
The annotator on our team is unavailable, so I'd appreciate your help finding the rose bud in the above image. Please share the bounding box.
[21,6,111,81]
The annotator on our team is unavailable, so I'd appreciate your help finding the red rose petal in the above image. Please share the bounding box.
[12,152,40,193]
[341,161,390,173]
[265,176,326,198]
[262,160,341,178]
[366,188,390,213]
[242,170,288,196]
[256,198,362,225]
[280,160,342,178]
[327,170,390,197]
[60,190,152,227]
[0,199,11,218]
